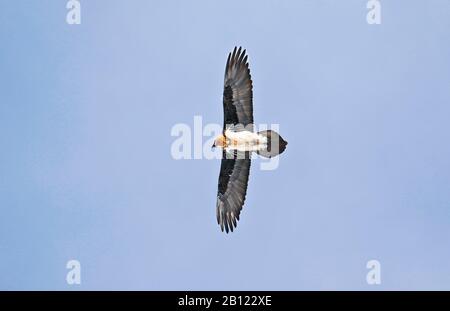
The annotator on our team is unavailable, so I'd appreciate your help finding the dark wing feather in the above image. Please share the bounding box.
[223,47,254,132]
[216,150,251,233]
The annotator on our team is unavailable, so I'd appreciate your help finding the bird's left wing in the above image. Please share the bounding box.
[216,150,251,233]
[223,47,254,132]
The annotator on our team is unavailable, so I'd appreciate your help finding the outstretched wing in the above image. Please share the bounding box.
[216,150,251,233]
[223,47,254,132]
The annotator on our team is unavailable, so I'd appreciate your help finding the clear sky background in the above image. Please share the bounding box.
[1,1,450,290]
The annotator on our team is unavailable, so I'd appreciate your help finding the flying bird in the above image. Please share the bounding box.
[213,47,288,233]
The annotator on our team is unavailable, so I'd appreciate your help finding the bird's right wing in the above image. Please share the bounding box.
[216,150,251,233]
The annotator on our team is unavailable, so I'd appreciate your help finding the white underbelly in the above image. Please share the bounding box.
[224,129,267,152]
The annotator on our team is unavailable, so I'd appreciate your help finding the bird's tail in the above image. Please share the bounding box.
[256,130,288,158]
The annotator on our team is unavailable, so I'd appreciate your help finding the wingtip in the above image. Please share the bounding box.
[217,213,238,234]
[231,46,247,57]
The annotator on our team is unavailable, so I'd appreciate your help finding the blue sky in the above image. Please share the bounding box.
[1,0,450,290]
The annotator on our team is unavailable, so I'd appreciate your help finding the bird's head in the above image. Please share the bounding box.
[212,134,226,149]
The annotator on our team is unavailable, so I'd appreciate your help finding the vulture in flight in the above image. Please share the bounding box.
[212,47,288,233]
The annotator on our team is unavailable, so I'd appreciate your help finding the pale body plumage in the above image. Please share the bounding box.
[222,129,267,152]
